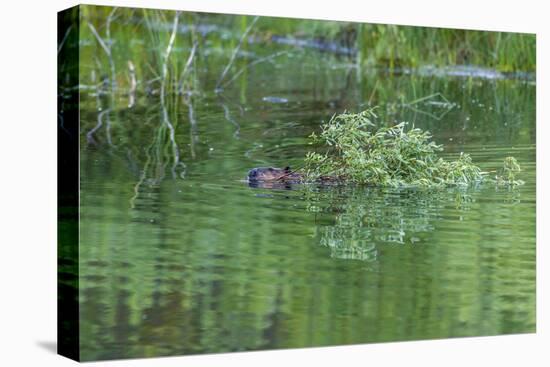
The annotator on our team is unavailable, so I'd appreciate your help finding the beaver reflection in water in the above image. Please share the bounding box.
[246,166,303,188]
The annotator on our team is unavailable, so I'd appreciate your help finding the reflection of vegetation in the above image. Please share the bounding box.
[78,6,197,197]
[77,170,535,360]
[305,185,478,262]
[496,156,524,186]
[400,92,456,121]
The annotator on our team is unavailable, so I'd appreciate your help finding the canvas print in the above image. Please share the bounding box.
[58,4,536,362]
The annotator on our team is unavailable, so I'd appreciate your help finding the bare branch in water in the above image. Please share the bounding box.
[145,62,161,79]
[184,97,199,160]
[160,11,182,179]
[130,144,152,209]
[87,108,111,145]
[215,16,259,91]
[105,109,114,147]
[86,7,117,98]
[58,113,70,136]
[146,76,162,84]
[160,102,181,178]
[57,24,72,55]
[128,61,137,108]
[87,22,110,56]
[220,101,241,139]
[160,11,180,104]
[178,41,198,94]
[401,92,456,120]
[222,50,290,88]
[105,7,117,44]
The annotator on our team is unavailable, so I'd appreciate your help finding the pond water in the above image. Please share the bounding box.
[68,15,536,361]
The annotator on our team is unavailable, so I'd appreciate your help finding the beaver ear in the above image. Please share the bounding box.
[284,166,291,172]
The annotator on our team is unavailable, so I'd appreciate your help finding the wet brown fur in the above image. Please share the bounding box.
[246,167,343,188]
[247,166,303,183]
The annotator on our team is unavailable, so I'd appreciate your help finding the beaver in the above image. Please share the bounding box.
[246,166,341,188]
[246,166,303,189]
[247,166,303,183]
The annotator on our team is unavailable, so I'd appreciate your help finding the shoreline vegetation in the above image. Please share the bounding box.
[73,6,535,101]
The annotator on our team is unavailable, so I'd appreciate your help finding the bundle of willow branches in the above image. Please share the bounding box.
[303,109,523,187]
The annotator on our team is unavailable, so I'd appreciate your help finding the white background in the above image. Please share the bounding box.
[0,0,547,366]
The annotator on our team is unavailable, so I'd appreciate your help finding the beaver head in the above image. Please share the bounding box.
[247,166,293,182]
[247,167,302,182]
